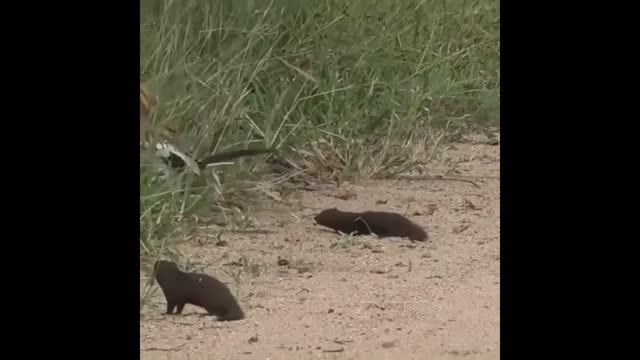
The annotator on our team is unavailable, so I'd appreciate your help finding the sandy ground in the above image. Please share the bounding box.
[140,138,500,360]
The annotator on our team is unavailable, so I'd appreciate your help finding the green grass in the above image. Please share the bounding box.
[139,0,500,260]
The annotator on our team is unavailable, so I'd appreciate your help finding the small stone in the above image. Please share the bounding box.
[277,259,289,266]
[381,341,396,349]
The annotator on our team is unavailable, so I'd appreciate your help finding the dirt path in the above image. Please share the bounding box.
[140,140,500,360]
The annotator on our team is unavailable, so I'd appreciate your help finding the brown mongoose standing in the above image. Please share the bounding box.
[153,260,245,321]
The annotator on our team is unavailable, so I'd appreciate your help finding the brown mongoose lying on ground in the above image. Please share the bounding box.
[314,208,428,242]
